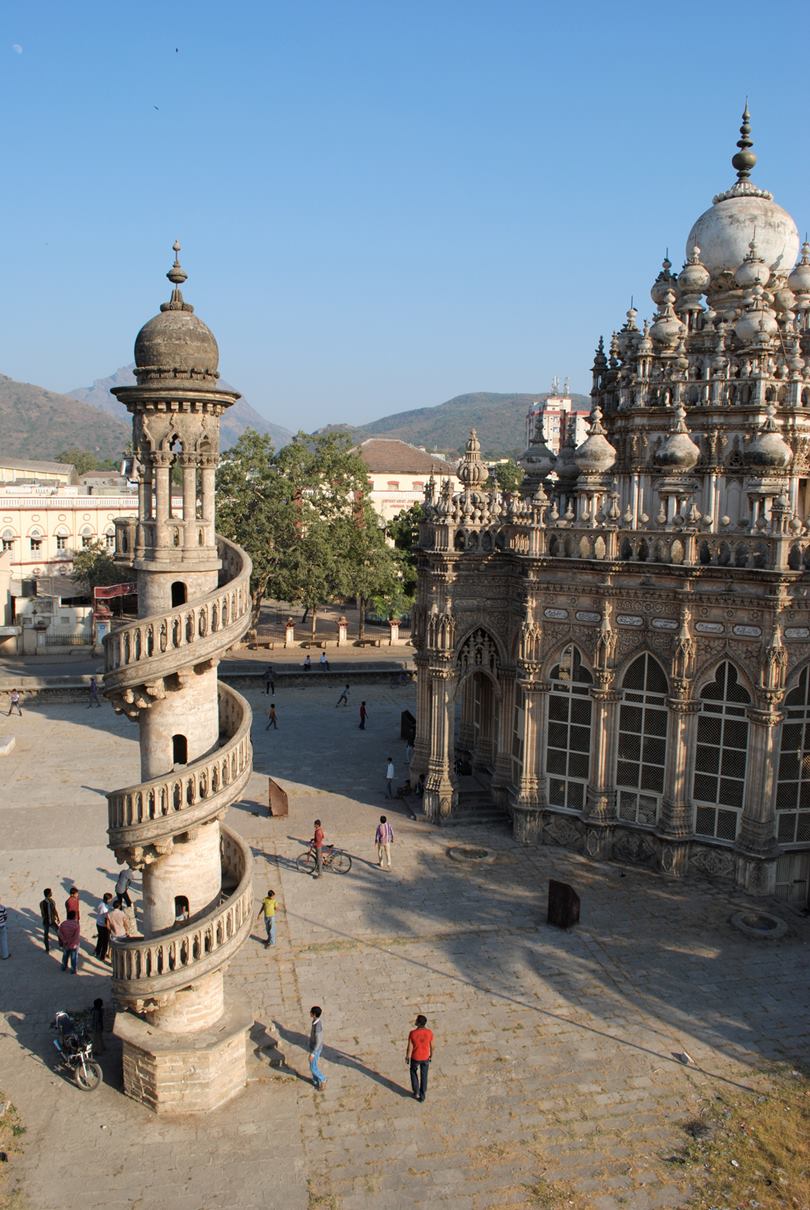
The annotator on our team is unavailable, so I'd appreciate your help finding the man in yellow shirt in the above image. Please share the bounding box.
[256,889,278,948]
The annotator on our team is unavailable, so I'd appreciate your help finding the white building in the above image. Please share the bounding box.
[356,438,459,523]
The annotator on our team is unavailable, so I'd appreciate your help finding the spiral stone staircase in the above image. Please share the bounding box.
[102,245,255,1114]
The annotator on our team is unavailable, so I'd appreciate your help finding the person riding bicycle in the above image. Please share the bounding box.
[311,819,326,879]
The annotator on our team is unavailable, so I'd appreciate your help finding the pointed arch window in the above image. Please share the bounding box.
[693,662,750,841]
[776,666,810,846]
[616,653,668,826]
[546,644,592,812]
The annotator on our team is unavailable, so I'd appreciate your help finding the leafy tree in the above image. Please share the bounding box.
[70,540,123,592]
[386,503,423,603]
[490,458,523,493]
[333,503,406,638]
[56,448,99,475]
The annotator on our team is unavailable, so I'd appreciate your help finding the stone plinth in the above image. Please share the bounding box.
[115,1001,252,1115]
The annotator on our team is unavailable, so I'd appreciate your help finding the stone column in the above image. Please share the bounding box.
[410,652,431,783]
[491,670,515,809]
[284,617,295,648]
[583,687,620,859]
[388,618,400,645]
[735,705,782,895]
[336,616,348,646]
[153,454,172,550]
[511,678,549,844]
[657,697,700,878]
[423,665,457,824]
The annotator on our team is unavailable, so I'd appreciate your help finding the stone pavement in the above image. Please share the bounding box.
[1,685,808,1210]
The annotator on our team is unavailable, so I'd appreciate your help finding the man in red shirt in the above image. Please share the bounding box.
[58,910,81,974]
[405,1014,434,1102]
[65,887,80,921]
[312,819,325,879]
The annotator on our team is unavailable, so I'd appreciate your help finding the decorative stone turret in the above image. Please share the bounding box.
[103,244,254,1114]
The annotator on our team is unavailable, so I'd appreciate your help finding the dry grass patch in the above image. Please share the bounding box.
[679,1065,809,1210]
[0,1096,25,1210]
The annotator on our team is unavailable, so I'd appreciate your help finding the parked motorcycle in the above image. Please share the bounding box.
[51,1011,102,1090]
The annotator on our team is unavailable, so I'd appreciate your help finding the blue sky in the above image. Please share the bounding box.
[2,0,808,432]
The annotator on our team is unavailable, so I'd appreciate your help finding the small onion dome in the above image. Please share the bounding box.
[457,428,489,489]
[554,427,580,485]
[651,255,677,306]
[679,245,710,295]
[574,406,616,475]
[734,285,778,344]
[773,285,796,314]
[134,242,219,384]
[519,415,557,483]
[650,289,686,347]
[735,237,770,289]
[655,404,700,472]
[746,403,792,469]
[788,241,810,296]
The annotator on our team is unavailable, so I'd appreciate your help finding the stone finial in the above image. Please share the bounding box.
[732,101,756,181]
[457,429,489,489]
[162,240,194,314]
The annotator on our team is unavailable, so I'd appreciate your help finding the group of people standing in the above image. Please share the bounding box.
[35,869,133,973]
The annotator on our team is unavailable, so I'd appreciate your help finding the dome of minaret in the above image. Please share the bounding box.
[686,106,799,280]
[650,289,685,347]
[788,241,810,295]
[457,428,489,489]
[651,256,677,306]
[734,285,778,344]
[746,403,792,469]
[519,413,556,485]
[574,406,616,475]
[133,242,220,385]
[655,404,700,472]
[735,238,770,288]
[554,426,580,485]
[678,245,710,296]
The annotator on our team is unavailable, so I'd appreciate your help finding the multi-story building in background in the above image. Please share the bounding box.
[525,380,591,453]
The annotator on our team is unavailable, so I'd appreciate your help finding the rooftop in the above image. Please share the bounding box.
[356,438,457,476]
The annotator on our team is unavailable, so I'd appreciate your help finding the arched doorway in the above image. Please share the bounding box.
[456,628,501,774]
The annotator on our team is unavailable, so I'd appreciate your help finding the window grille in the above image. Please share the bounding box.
[693,662,749,840]
[776,666,810,845]
[546,644,592,812]
[615,653,668,826]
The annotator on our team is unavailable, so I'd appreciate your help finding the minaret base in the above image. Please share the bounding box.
[115,1001,253,1115]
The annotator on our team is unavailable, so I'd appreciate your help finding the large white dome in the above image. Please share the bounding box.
[687,193,799,279]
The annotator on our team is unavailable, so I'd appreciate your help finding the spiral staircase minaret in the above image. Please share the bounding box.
[103,244,255,1114]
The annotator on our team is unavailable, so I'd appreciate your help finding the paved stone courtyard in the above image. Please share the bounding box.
[1,682,808,1210]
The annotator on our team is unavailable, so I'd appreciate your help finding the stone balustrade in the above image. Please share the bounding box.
[111,826,254,1008]
[104,536,252,694]
[107,683,252,862]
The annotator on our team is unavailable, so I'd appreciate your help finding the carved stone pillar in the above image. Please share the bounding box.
[153,453,172,551]
[411,652,431,781]
[511,678,548,844]
[491,669,515,808]
[423,665,457,824]
[735,704,782,895]
[583,687,620,858]
[658,697,700,878]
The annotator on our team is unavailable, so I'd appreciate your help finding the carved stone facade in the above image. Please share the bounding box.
[103,245,255,1113]
[413,113,810,907]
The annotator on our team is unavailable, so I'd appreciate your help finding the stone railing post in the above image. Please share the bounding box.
[336,615,348,646]
[388,618,400,645]
[284,617,296,648]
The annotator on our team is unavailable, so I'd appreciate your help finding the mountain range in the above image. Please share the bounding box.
[0,369,589,465]
[319,391,592,457]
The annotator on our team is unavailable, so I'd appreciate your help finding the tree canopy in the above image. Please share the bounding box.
[215,429,406,634]
[70,539,124,593]
[490,458,523,493]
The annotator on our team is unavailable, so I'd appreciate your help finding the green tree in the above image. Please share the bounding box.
[386,502,423,604]
[333,503,406,639]
[56,448,99,476]
[490,458,523,493]
[70,540,123,593]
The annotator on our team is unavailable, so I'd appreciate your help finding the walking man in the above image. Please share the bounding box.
[385,756,395,798]
[266,702,278,730]
[58,910,81,974]
[7,688,21,716]
[87,676,102,707]
[95,892,113,960]
[405,1014,434,1102]
[308,1005,327,1090]
[319,650,330,672]
[256,889,278,948]
[264,668,275,696]
[359,700,368,730]
[312,819,325,878]
[115,868,133,908]
[39,887,60,952]
[375,816,394,870]
[336,684,350,707]
[0,901,8,960]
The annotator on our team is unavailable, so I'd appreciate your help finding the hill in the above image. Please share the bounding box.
[0,373,131,462]
[69,365,294,451]
[320,391,592,457]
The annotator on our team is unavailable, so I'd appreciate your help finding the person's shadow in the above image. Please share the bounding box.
[273,1021,411,1097]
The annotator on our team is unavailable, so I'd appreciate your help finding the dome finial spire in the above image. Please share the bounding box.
[162,239,193,313]
[732,101,756,181]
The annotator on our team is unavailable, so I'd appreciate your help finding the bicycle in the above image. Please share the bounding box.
[296,844,352,875]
